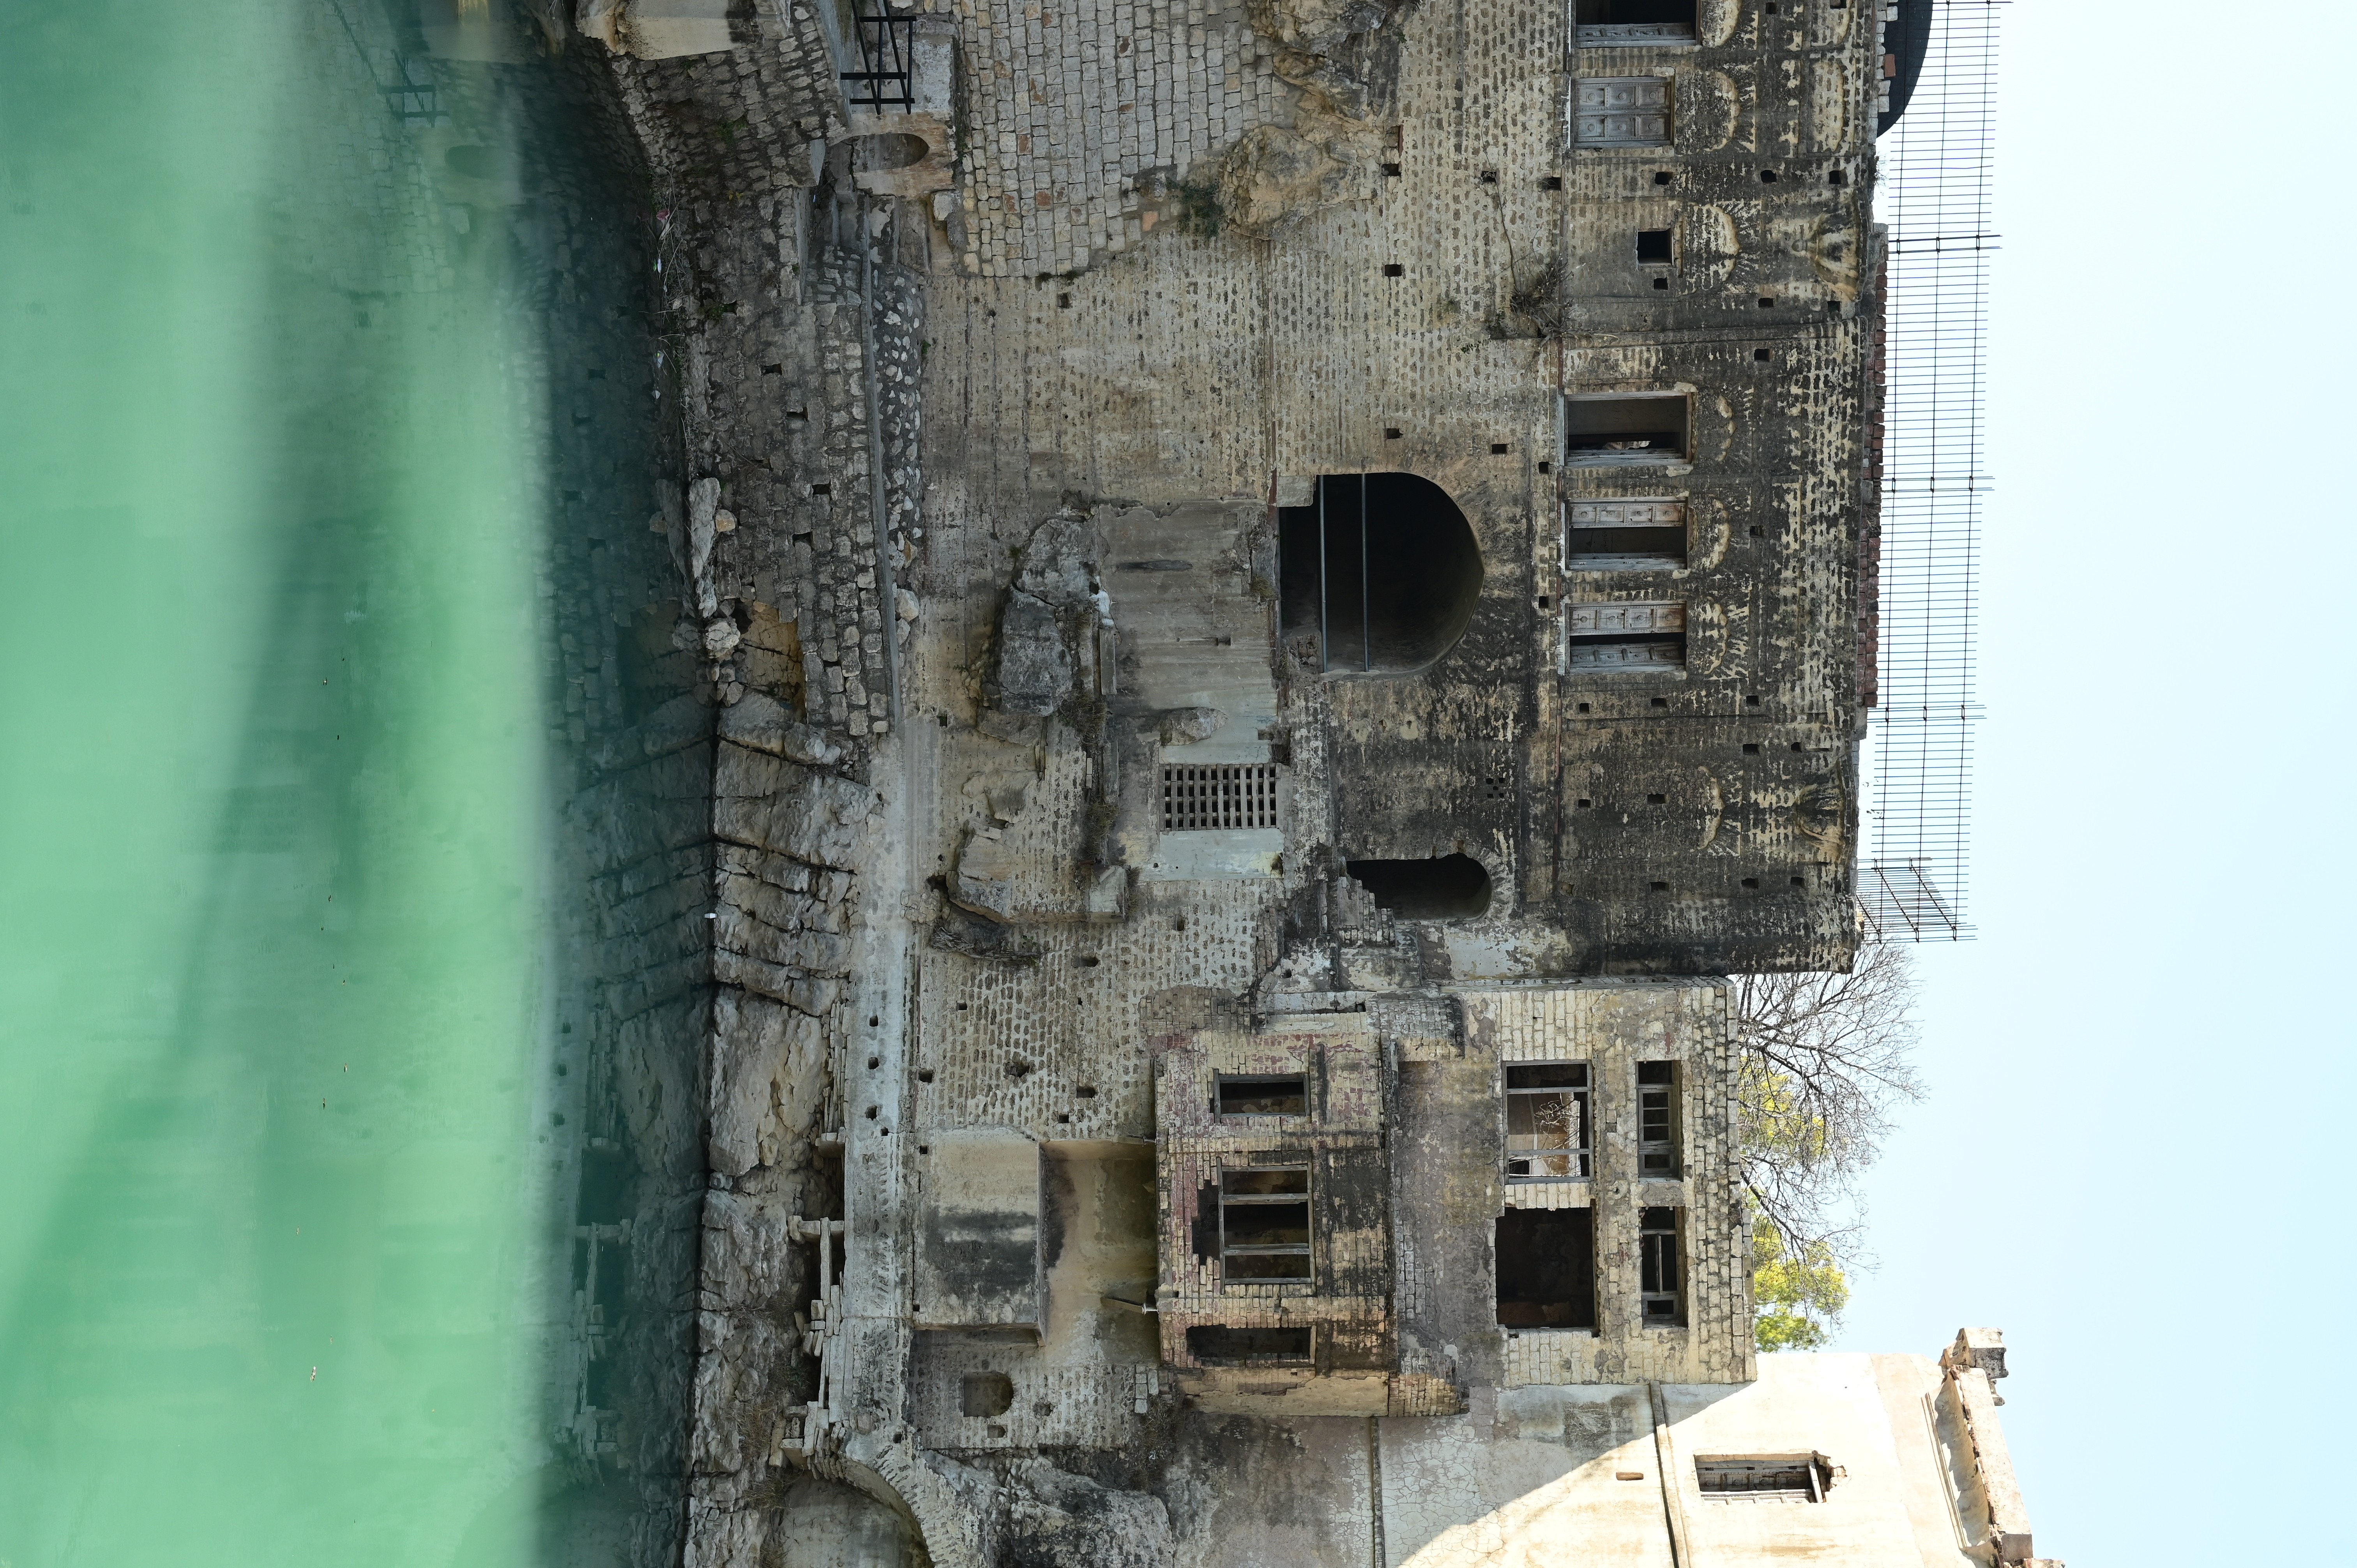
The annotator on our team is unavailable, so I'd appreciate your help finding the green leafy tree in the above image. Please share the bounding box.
[1733,943,1921,1351]
[1751,1212,1849,1351]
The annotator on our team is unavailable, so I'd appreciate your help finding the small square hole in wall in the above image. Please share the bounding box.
[1385,427,1403,439]
[1544,175,1564,190]
[961,1371,1012,1420]
[1745,694,1761,706]
[810,483,832,496]
[762,363,783,375]
[1076,1084,1097,1098]
[1383,263,1405,277]
[1537,459,1553,473]
[1576,798,1593,808]
[1577,702,1593,713]
[1742,743,1760,754]
[787,407,809,420]
[1653,170,1674,186]
[1491,442,1510,454]
[1759,169,1779,182]
[1758,296,1776,308]
[1753,348,1772,362]
[1647,793,1666,804]
[1742,877,1760,888]
[1649,881,1669,892]
[1057,292,1072,308]
[1382,161,1403,177]
[1649,696,1669,708]
[1538,595,1552,608]
[1748,525,1763,537]
[918,1068,935,1082]
[1790,742,1803,752]
[1480,170,1499,184]
[1828,169,1846,186]
[1637,229,1673,265]
[1790,876,1806,886]
[1652,277,1670,290]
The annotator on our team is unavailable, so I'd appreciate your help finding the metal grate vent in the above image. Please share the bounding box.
[1160,764,1279,832]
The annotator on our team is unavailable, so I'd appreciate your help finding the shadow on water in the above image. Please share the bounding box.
[0,2,702,1564]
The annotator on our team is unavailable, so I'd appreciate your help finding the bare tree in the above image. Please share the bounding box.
[1733,941,1924,1270]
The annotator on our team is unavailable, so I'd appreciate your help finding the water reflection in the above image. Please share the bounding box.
[0,4,697,1563]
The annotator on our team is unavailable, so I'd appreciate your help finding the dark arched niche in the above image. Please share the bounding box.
[1279,473,1484,674]
[853,132,933,170]
[1345,854,1493,919]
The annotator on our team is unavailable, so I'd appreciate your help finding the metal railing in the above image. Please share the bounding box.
[841,0,916,111]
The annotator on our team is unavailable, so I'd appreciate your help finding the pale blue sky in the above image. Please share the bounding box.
[1827,3,2357,1563]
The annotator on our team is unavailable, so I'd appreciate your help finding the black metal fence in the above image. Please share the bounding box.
[841,0,916,111]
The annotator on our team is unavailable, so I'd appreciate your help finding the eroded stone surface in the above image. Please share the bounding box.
[561,0,2055,1558]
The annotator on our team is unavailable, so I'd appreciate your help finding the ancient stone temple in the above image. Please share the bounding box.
[483,0,2062,1557]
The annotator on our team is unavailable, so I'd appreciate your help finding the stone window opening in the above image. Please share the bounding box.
[1217,1074,1307,1118]
[1637,1060,1681,1175]
[1637,227,1675,291]
[1494,1207,1596,1329]
[1640,1205,1686,1325]
[1218,1167,1312,1281]
[1505,1062,1590,1180]
[1567,498,1686,570]
[1575,0,1697,46]
[1574,77,1673,147]
[1566,393,1689,466]
[1567,601,1686,671]
[1696,1456,1834,1502]
[1277,473,1484,675]
[1186,1325,1312,1364]
[1343,854,1493,920]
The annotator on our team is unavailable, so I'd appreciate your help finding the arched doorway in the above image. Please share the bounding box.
[1278,473,1484,674]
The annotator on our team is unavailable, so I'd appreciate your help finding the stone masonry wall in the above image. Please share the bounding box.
[601,34,947,1566]
[562,0,1890,1551]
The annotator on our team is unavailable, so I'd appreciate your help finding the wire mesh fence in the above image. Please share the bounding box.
[1862,0,2000,943]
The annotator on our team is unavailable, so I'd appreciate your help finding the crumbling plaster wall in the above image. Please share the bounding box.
[570,0,1891,1552]
[913,0,1881,974]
